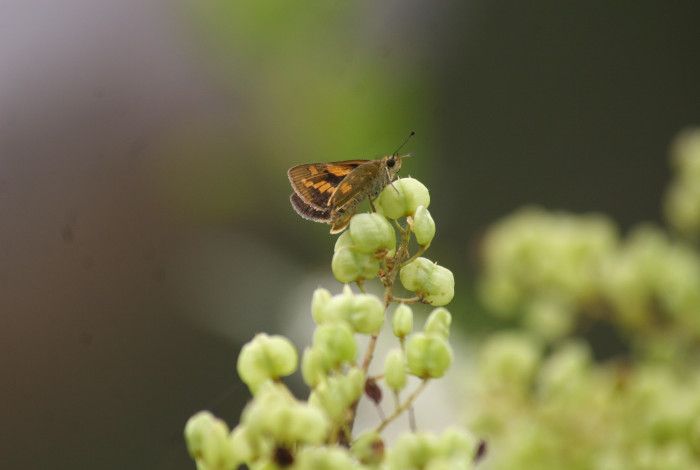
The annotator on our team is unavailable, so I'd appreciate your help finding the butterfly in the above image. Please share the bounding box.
[288,132,414,234]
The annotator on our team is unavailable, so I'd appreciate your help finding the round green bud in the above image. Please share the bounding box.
[387,432,439,470]
[334,230,355,252]
[229,425,253,465]
[295,446,357,470]
[276,404,329,445]
[412,205,436,246]
[479,332,541,391]
[384,348,407,391]
[332,247,381,283]
[236,334,298,394]
[345,367,367,400]
[349,213,396,254]
[392,303,414,338]
[322,288,355,324]
[424,308,452,339]
[400,257,455,306]
[247,395,329,447]
[538,341,591,399]
[405,333,453,378]
[184,411,239,469]
[309,368,366,423]
[438,427,477,461]
[184,411,222,460]
[375,177,431,219]
[313,323,357,368]
[524,298,575,341]
[346,293,385,334]
[311,287,332,324]
[351,431,385,465]
[301,347,327,388]
[324,290,385,335]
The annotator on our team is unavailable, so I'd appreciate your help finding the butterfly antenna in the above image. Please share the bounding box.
[392,130,416,155]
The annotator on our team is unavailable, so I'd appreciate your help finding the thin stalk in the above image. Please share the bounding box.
[375,380,430,433]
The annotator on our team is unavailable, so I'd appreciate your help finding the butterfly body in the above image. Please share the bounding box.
[288,154,404,234]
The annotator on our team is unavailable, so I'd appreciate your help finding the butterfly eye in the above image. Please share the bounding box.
[387,157,396,168]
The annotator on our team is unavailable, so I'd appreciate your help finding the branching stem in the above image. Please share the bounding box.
[376,380,430,433]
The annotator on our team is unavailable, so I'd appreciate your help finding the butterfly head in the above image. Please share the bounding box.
[383,154,404,178]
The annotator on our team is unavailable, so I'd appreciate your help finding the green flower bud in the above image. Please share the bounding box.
[346,293,385,334]
[237,334,298,394]
[309,368,365,423]
[322,287,355,324]
[184,411,239,469]
[324,290,385,335]
[387,432,439,470]
[184,411,222,460]
[241,383,329,449]
[392,303,414,338]
[295,446,357,470]
[406,333,453,378]
[229,425,253,464]
[523,297,575,341]
[384,348,407,391]
[375,177,430,219]
[480,332,541,392]
[301,347,327,388]
[400,257,455,306]
[334,230,355,252]
[311,287,332,324]
[351,431,385,465]
[313,323,357,368]
[438,427,477,461]
[349,213,396,254]
[538,341,591,399]
[412,205,436,246]
[424,308,452,339]
[346,367,367,400]
[273,404,329,445]
[332,247,381,283]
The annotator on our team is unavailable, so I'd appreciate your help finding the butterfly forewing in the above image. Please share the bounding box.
[287,160,367,210]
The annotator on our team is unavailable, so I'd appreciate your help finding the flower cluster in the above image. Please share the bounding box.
[664,128,700,238]
[472,129,700,468]
[479,208,700,348]
[184,178,473,469]
[470,332,700,470]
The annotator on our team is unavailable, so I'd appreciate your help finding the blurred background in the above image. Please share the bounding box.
[2,1,700,468]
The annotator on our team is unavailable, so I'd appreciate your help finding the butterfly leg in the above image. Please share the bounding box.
[369,198,377,212]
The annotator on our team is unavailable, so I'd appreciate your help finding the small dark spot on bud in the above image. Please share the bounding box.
[474,439,487,463]
[365,377,383,404]
[371,437,385,456]
[274,446,294,467]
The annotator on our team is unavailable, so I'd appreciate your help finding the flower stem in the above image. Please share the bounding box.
[375,380,430,433]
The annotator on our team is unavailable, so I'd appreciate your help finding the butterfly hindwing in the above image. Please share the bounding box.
[289,193,331,222]
[287,160,367,210]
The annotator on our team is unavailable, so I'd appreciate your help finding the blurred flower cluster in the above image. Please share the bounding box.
[665,129,700,239]
[185,179,476,469]
[473,129,700,469]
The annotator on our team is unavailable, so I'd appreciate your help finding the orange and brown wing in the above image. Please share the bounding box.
[287,160,366,210]
[327,160,382,209]
[289,193,332,223]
